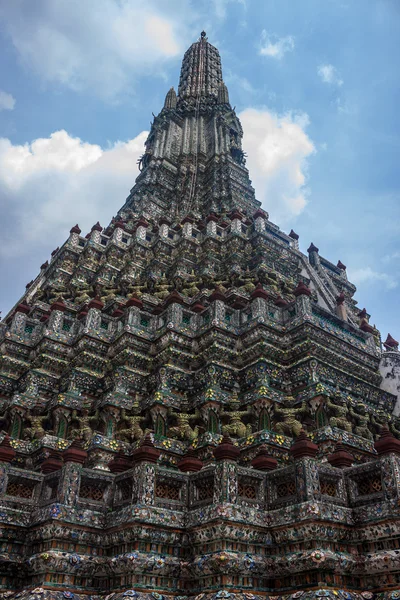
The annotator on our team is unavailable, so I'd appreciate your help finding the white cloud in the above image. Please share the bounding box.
[348,267,398,290]
[259,31,294,59]
[225,71,256,95]
[383,251,400,264]
[0,0,191,100]
[0,129,148,259]
[318,64,343,86]
[213,0,247,20]
[0,90,15,111]
[239,107,315,223]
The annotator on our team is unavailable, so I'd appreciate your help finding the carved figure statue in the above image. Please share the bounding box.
[370,410,388,438]
[349,403,373,440]
[118,409,146,442]
[24,409,50,440]
[221,398,252,438]
[168,410,199,442]
[274,399,309,437]
[326,396,352,432]
[70,408,99,442]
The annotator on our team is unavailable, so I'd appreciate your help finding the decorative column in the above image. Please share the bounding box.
[374,425,400,504]
[132,435,160,505]
[206,213,219,236]
[213,435,240,504]
[182,216,194,238]
[307,242,320,268]
[135,217,149,241]
[163,291,184,327]
[289,229,299,250]
[48,298,67,333]
[68,224,82,247]
[125,295,143,328]
[253,208,268,233]
[290,429,320,503]
[250,283,268,319]
[60,440,88,506]
[336,292,347,321]
[112,220,125,243]
[159,217,171,239]
[293,281,312,318]
[90,221,103,244]
[9,302,31,335]
[85,297,104,331]
[0,436,16,496]
[209,287,226,326]
[337,260,348,280]
[229,209,243,235]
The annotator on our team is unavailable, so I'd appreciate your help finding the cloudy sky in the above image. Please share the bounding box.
[0,0,399,340]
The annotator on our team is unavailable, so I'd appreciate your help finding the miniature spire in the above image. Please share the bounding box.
[218,82,230,104]
[384,334,399,351]
[164,87,177,109]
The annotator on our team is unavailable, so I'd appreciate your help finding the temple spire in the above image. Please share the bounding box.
[178,32,223,99]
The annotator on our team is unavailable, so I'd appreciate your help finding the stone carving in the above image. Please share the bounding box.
[274,399,309,437]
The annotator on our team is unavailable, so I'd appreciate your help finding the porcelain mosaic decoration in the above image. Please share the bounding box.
[1,32,400,599]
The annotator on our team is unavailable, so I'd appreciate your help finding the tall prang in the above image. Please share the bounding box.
[1,33,400,600]
[120,31,258,220]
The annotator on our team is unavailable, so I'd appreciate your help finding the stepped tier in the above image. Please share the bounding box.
[0,32,400,599]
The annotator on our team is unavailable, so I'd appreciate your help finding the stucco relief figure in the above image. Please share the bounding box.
[326,395,352,432]
[70,408,99,442]
[168,409,199,442]
[349,402,373,440]
[274,398,309,437]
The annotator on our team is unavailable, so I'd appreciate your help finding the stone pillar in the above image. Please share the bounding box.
[206,213,218,236]
[136,218,149,241]
[375,426,400,503]
[209,288,226,325]
[164,291,184,326]
[336,292,347,321]
[293,281,312,318]
[229,210,242,235]
[69,224,82,247]
[213,435,240,504]
[48,299,67,333]
[337,260,348,280]
[291,430,320,503]
[289,229,299,250]
[9,302,31,335]
[250,284,268,319]
[307,242,320,268]
[112,220,125,243]
[125,295,143,328]
[132,435,160,505]
[0,437,16,496]
[159,218,171,239]
[85,297,104,331]
[253,209,268,233]
[182,216,194,238]
[90,221,103,244]
[60,441,88,506]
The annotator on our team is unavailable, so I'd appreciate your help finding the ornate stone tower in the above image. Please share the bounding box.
[1,33,400,600]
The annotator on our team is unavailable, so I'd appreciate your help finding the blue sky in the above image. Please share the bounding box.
[0,0,399,342]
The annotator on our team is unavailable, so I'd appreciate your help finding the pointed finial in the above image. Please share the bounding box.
[201,30,206,39]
